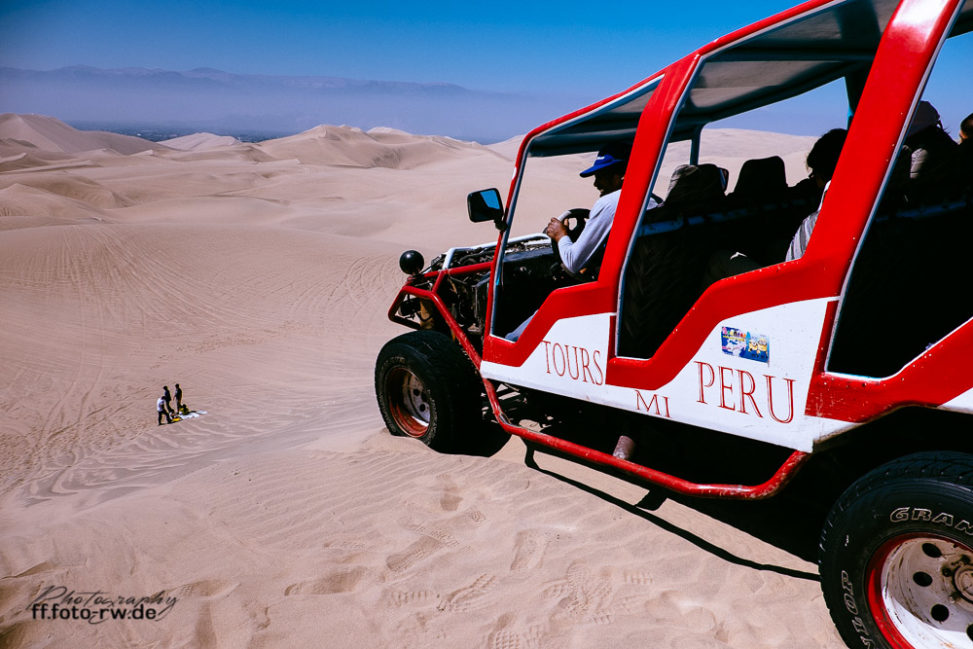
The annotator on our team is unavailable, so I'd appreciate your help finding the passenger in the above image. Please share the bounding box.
[958,112,973,188]
[783,129,848,262]
[663,163,725,214]
[904,101,960,202]
[879,146,914,212]
[961,112,973,142]
[788,128,848,208]
[785,190,828,262]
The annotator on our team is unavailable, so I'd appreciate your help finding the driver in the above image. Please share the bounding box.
[544,142,631,274]
[506,143,642,342]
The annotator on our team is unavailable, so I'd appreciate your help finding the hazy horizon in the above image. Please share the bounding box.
[1,1,970,142]
[0,63,849,144]
[0,65,571,143]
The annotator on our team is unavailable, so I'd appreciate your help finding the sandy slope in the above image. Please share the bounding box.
[0,115,841,648]
[0,113,169,156]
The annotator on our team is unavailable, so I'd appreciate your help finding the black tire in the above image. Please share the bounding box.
[374,330,482,452]
[819,451,973,649]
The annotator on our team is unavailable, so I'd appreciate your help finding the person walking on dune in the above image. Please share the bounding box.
[163,385,174,416]
[157,395,172,425]
[174,383,183,412]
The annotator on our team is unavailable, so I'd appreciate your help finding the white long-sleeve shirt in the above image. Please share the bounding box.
[557,190,620,274]
[557,190,658,273]
[785,180,830,262]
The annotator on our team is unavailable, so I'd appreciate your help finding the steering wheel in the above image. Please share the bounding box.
[550,208,590,277]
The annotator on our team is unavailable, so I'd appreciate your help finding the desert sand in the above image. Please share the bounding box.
[0,112,844,648]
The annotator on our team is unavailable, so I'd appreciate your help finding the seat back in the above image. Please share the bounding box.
[727,156,787,207]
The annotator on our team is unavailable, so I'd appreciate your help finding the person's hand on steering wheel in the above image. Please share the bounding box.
[547,208,590,278]
[546,208,589,243]
[544,215,570,242]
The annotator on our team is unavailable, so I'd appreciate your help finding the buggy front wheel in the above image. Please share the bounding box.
[374,330,481,452]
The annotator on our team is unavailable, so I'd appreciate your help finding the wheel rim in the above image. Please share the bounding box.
[867,534,973,648]
[386,367,430,438]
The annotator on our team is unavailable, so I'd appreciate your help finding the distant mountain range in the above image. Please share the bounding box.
[0,66,582,142]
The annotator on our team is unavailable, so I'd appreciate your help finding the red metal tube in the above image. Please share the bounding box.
[484,381,809,500]
[390,284,482,366]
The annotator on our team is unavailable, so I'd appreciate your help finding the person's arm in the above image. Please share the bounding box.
[784,180,829,261]
[557,193,618,273]
[784,211,818,261]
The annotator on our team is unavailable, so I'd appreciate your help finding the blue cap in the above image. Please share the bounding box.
[580,144,629,177]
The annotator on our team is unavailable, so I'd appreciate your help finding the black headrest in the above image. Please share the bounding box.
[731,156,787,200]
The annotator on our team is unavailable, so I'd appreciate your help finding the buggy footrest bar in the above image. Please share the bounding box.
[484,381,808,500]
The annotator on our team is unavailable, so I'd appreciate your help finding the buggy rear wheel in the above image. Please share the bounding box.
[867,534,973,647]
[819,451,973,649]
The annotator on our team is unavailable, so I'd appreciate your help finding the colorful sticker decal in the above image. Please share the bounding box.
[721,327,770,363]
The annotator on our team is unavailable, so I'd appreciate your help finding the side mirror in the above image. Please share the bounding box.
[467,188,504,227]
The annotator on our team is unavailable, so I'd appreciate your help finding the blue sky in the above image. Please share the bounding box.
[0,1,825,94]
[1,1,969,137]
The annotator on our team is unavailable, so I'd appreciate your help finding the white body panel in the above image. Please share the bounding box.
[482,298,850,452]
[944,387,973,415]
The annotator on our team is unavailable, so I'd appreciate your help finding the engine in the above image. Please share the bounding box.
[396,236,568,349]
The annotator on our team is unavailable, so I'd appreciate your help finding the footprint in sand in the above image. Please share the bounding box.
[509,529,548,572]
[385,535,443,573]
[436,574,496,612]
[486,613,547,649]
[283,567,368,595]
[439,484,463,511]
[384,589,438,607]
[542,562,615,621]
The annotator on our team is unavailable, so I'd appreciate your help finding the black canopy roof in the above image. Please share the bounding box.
[529,0,972,156]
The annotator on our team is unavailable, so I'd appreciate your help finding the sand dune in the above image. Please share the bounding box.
[0,184,110,223]
[0,116,843,648]
[161,133,241,151]
[0,171,128,209]
[0,152,85,173]
[0,113,169,156]
[258,124,506,170]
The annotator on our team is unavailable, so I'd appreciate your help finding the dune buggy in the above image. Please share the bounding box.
[375,1,973,646]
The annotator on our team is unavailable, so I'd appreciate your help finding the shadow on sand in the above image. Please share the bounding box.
[520,441,831,578]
